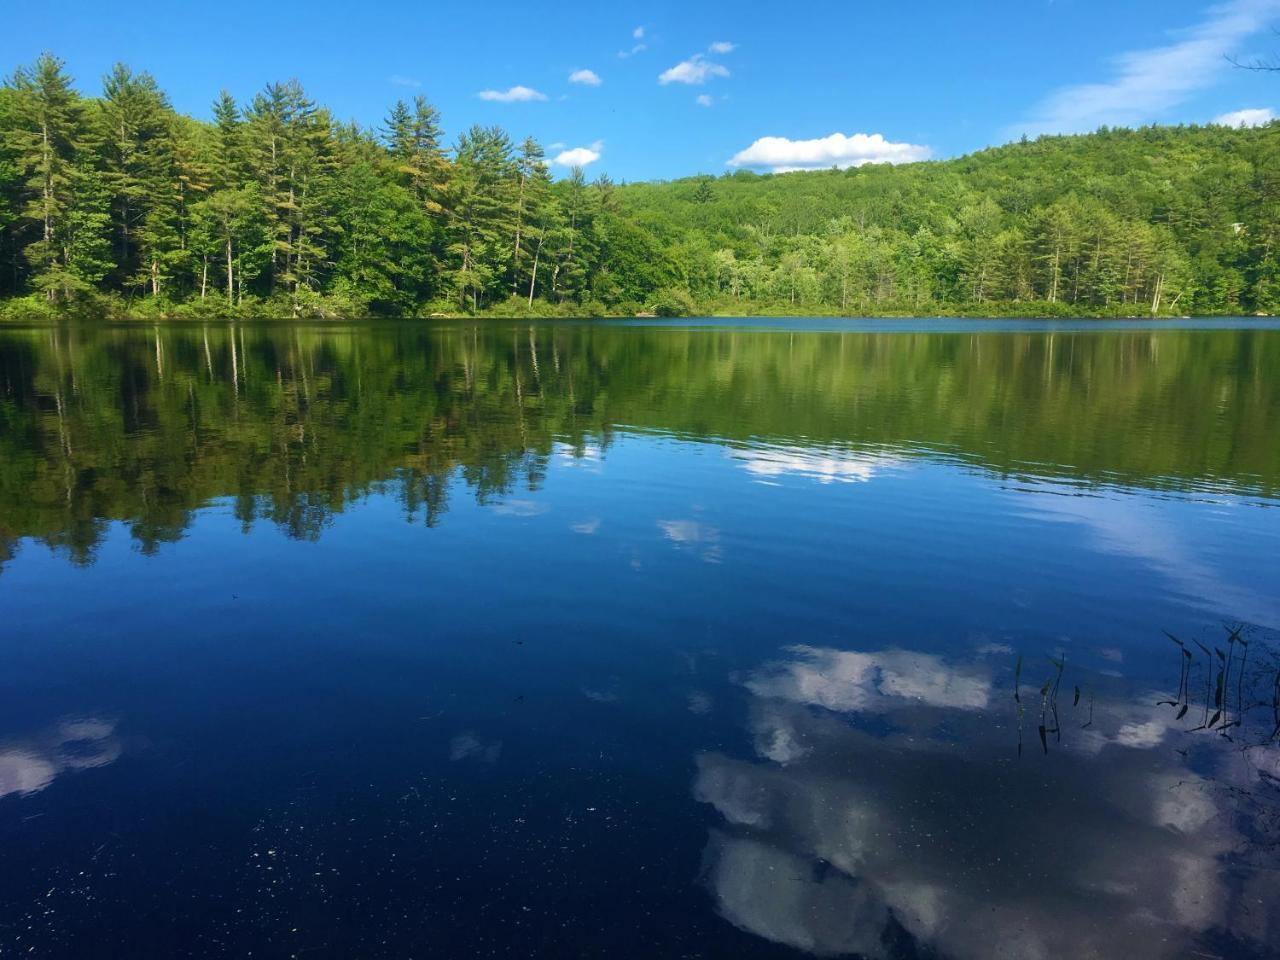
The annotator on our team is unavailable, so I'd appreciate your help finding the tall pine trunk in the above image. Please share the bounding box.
[225,233,234,308]
[42,119,55,302]
[527,233,543,306]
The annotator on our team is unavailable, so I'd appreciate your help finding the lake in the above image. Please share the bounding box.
[1,319,1278,959]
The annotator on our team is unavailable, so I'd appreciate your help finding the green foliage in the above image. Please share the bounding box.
[650,287,695,317]
[0,53,1277,317]
[620,124,1280,317]
[4,53,86,301]
[0,293,57,322]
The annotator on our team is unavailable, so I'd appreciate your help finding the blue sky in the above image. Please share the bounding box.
[3,0,1278,181]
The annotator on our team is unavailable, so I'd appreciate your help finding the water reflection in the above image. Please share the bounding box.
[1023,490,1280,627]
[731,445,902,485]
[696,645,1280,959]
[0,719,122,799]
[448,732,502,764]
[747,646,992,714]
[0,322,1277,957]
[1,322,1277,571]
[658,518,724,564]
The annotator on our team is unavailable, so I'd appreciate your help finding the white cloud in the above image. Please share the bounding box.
[1014,0,1280,136]
[709,41,737,54]
[552,141,604,167]
[696,94,715,108]
[619,31,648,59]
[1213,106,1276,126]
[388,74,421,88]
[659,54,730,85]
[477,85,548,103]
[569,68,602,86]
[728,132,932,173]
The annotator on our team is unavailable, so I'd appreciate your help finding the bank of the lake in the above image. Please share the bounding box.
[1,293,1271,325]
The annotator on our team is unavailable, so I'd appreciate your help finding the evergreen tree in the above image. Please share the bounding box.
[446,125,515,310]
[5,53,85,300]
[245,80,336,305]
[210,90,244,191]
[97,63,175,294]
[509,133,545,295]
[0,85,23,297]
[1,51,1278,317]
[549,167,590,302]
[190,184,269,306]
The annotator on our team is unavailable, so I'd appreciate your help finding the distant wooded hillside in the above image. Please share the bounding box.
[1,54,1276,319]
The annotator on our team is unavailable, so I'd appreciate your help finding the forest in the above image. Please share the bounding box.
[1,53,1278,320]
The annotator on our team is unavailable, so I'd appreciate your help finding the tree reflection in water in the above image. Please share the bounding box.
[1,321,1277,570]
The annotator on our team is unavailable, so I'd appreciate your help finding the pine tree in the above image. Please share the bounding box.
[511,136,545,294]
[5,53,85,300]
[245,80,336,305]
[1034,201,1081,304]
[98,63,176,294]
[168,115,212,297]
[384,96,446,209]
[191,185,269,306]
[550,167,590,301]
[210,90,244,190]
[446,125,515,310]
[384,100,413,162]
[519,154,554,304]
[62,163,113,290]
[0,85,23,297]
[332,124,433,312]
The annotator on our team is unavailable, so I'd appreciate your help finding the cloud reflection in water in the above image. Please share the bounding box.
[747,645,992,714]
[695,646,1280,959]
[0,718,122,800]
[732,445,902,485]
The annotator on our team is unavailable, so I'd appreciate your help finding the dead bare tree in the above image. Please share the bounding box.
[1227,28,1280,71]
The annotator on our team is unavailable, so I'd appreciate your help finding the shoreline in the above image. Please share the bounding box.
[2,312,1274,328]
[1,299,1272,325]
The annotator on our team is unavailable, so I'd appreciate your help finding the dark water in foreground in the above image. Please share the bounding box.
[1,319,1278,959]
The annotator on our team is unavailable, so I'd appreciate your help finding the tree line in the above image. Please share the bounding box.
[0,53,1277,319]
[629,125,1280,318]
[0,54,632,318]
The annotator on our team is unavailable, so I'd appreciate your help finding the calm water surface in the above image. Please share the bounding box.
[1,320,1278,959]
